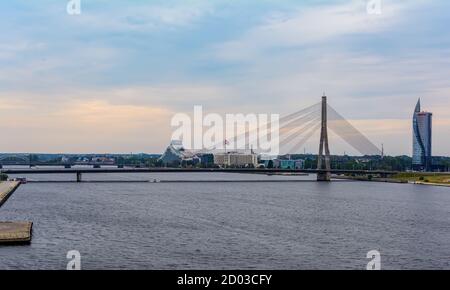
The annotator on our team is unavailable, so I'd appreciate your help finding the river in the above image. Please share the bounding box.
[0,172,449,269]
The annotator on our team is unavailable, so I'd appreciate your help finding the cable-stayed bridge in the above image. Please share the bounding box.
[278,98,381,156]
[195,95,380,157]
[288,95,381,180]
[0,96,392,182]
[191,95,381,181]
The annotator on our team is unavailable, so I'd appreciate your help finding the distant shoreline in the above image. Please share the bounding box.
[333,174,450,187]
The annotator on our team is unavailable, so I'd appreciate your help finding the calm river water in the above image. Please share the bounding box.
[0,171,449,269]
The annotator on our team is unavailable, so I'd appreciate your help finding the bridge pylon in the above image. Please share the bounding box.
[317,95,331,181]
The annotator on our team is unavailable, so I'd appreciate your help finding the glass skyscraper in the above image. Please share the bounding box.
[412,99,432,171]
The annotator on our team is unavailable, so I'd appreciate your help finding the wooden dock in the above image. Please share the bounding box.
[0,181,33,244]
[0,221,33,244]
[0,181,21,208]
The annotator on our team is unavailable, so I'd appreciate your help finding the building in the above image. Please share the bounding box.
[279,159,304,170]
[262,159,280,168]
[158,140,195,167]
[91,156,115,164]
[412,99,433,171]
[197,153,215,167]
[213,152,258,168]
[262,158,304,169]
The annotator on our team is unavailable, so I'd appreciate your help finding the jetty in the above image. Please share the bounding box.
[0,221,33,244]
[0,181,33,244]
[0,181,20,207]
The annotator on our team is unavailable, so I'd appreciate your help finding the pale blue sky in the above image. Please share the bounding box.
[0,0,449,155]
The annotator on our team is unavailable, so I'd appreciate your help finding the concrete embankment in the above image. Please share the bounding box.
[0,221,33,244]
[0,181,33,244]
[0,181,21,208]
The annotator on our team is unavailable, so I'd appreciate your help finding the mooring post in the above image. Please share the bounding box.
[317,95,331,181]
[76,171,82,182]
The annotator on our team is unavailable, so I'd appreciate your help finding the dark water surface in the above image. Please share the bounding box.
[0,172,449,269]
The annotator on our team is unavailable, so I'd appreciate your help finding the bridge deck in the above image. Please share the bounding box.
[0,168,398,175]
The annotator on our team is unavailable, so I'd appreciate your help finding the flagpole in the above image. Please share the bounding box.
[224,139,228,167]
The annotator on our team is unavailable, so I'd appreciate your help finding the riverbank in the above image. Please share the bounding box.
[412,181,450,187]
[333,173,450,187]
[391,173,450,186]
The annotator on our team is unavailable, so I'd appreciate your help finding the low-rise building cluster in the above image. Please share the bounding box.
[158,140,305,169]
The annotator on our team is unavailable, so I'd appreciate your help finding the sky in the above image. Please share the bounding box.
[0,0,449,155]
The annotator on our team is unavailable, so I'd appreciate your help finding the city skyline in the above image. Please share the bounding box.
[0,1,450,155]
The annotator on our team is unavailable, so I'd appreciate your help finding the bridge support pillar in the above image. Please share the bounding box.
[76,172,82,182]
[317,95,331,182]
[317,171,331,181]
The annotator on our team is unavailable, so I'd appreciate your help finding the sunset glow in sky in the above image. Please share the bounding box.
[0,0,449,155]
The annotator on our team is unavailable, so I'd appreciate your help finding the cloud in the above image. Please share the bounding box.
[205,47,450,123]
[66,1,214,32]
[0,82,236,153]
[214,0,416,61]
[0,0,448,155]
[0,40,118,91]
[0,41,46,61]
[0,97,173,153]
[0,80,235,111]
[338,118,450,156]
[294,117,450,156]
[203,0,450,123]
